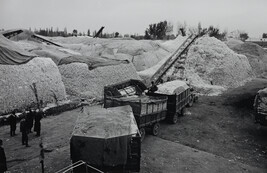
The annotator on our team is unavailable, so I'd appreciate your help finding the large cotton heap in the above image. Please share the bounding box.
[0,57,67,114]
[59,62,141,99]
[231,42,267,76]
[184,36,254,95]
[51,36,171,71]
[225,38,243,49]
[160,35,188,52]
[156,80,189,95]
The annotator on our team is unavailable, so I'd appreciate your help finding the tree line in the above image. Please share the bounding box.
[33,27,122,38]
[30,21,250,41]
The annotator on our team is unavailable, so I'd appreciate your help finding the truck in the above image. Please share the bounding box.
[104,79,197,141]
[70,105,141,172]
[104,79,168,141]
[253,88,267,126]
[147,80,197,124]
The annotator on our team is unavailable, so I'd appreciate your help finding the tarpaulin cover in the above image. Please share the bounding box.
[70,105,138,167]
[0,34,36,65]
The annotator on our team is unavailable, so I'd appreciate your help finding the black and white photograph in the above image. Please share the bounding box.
[0,0,267,172]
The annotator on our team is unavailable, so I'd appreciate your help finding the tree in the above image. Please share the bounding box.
[240,33,249,41]
[177,21,187,36]
[64,27,67,37]
[87,29,90,36]
[72,29,78,37]
[207,26,227,41]
[145,20,168,39]
[115,32,119,38]
[144,30,151,39]
[198,22,202,34]
[262,33,267,38]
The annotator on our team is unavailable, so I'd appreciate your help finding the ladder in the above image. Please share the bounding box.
[150,34,199,85]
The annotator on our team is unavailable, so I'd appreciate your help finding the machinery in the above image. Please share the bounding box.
[253,88,267,126]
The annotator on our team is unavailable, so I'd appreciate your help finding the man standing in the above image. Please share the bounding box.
[20,118,30,147]
[34,109,43,137]
[8,111,17,137]
[26,109,34,133]
[0,139,7,173]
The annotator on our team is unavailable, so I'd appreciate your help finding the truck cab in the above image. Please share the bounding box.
[254,88,267,126]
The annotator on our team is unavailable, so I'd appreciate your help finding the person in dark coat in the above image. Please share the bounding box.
[26,109,34,133]
[148,81,158,93]
[34,109,43,137]
[8,111,17,137]
[20,118,29,147]
[0,139,7,173]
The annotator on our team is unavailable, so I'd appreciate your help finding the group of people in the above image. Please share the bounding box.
[8,108,43,147]
[0,108,44,172]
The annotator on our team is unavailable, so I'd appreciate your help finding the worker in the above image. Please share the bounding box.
[26,108,34,133]
[148,81,158,93]
[0,139,7,173]
[8,111,17,137]
[20,118,30,147]
[34,109,43,137]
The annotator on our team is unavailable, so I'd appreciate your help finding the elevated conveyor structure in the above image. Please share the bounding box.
[2,29,62,47]
[150,34,199,86]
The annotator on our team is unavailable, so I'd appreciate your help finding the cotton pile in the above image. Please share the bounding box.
[225,38,243,49]
[59,62,141,99]
[51,36,172,71]
[0,57,66,114]
[156,80,189,95]
[184,36,254,95]
[73,105,138,138]
[231,42,267,76]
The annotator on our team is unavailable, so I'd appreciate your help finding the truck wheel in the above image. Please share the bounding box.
[171,113,178,124]
[180,108,186,116]
[152,123,160,136]
[140,128,146,142]
[188,95,194,107]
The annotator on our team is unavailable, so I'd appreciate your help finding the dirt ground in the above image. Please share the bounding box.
[1,78,267,173]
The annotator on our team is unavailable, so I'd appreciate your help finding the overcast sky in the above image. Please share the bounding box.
[0,0,266,38]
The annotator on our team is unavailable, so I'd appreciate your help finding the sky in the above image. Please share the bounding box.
[0,0,266,38]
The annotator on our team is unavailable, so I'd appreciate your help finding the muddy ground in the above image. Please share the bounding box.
[1,78,267,173]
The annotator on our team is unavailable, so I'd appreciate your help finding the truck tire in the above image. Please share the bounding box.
[180,108,186,116]
[140,128,146,142]
[171,113,178,124]
[152,123,160,136]
[188,95,194,107]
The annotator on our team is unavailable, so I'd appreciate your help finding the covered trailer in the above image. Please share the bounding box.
[70,105,141,172]
[147,80,197,124]
[104,80,168,141]
[254,88,267,126]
